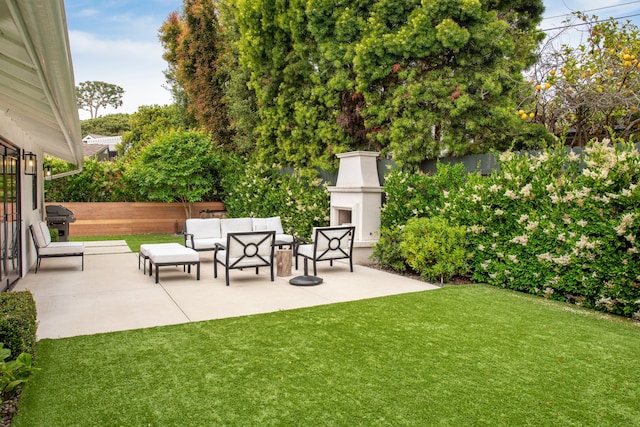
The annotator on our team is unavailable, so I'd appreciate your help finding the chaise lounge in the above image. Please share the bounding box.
[29,221,84,273]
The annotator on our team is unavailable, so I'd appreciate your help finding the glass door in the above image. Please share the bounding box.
[0,144,21,290]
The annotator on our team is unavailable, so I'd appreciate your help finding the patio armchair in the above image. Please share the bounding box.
[214,231,276,286]
[29,221,84,273]
[295,226,355,276]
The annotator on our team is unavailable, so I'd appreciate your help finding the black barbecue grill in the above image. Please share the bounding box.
[45,205,76,242]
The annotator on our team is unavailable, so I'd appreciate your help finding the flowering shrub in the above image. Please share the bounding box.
[380,162,467,227]
[376,138,640,318]
[222,163,330,238]
[441,139,640,318]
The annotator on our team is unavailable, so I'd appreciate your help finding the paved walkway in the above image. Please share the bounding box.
[13,242,440,340]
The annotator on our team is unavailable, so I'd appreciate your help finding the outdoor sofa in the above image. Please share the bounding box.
[184,216,293,253]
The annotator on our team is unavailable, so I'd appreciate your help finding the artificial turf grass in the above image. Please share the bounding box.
[13,285,640,426]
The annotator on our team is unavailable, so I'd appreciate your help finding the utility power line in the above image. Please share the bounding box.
[542,0,640,21]
[541,13,640,32]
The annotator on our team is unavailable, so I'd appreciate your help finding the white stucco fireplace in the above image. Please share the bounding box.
[328,151,382,263]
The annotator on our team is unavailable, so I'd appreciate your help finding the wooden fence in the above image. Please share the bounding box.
[44,202,225,236]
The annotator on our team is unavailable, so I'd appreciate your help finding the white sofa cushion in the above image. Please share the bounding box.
[221,218,253,236]
[185,218,221,239]
[191,237,225,250]
[252,216,285,234]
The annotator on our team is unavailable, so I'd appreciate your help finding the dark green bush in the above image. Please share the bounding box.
[0,291,37,357]
[370,225,408,272]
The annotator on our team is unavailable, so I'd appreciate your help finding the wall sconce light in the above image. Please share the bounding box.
[44,165,52,180]
[23,151,37,176]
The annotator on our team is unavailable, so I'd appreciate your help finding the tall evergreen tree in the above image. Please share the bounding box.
[159,0,232,147]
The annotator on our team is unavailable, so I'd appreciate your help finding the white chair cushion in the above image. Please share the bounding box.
[299,227,353,260]
[39,242,84,256]
[221,218,253,236]
[35,222,52,247]
[185,218,221,239]
[297,244,314,258]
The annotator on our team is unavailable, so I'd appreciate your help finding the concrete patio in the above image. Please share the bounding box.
[13,241,440,340]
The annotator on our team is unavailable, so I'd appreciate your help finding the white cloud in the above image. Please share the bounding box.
[69,30,172,119]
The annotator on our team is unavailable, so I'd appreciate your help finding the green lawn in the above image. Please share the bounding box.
[13,286,640,426]
[71,233,184,252]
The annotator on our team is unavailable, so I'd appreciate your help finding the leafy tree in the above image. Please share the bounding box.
[80,113,130,136]
[159,1,232,146]
[235,0,545,169]
[124,131,222,218]
[524,13,640,145]
[119,104,190,162]
[44,157,128,202]
[353,0,545,166]
[237,0,359,170]
[76,81,125,118]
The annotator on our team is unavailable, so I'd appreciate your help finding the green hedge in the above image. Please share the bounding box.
[374,138,640,319]
[0,291,37,357]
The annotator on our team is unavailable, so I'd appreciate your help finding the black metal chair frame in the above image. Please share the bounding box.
[214,231,276,286]
[29,224,84,273]
[295,226,355,276]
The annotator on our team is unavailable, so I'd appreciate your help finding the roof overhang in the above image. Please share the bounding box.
[0,0,83,165]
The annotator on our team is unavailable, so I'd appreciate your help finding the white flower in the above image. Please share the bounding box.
[510,234,529,246]
[553,254,572,266]
[568,151,580,162]
[577,219,587,227]
[615,213,636,236]
[520,183,533,197]
[525,221,539,231]
[499,151,515,162]
[537,252,553,262]
[504,189,518,200]
[517,214,529,224]
[469,225,486,234]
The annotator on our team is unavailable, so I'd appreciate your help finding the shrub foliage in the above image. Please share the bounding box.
[374,138,640,318]
[0,291,37,357]
[222,164,330,238]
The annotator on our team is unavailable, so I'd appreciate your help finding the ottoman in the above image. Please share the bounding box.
[142,244,200,284]
[139,243,184,274]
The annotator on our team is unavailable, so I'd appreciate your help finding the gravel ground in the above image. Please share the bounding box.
[1,394,20,427]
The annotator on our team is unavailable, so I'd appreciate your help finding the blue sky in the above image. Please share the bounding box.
[64,0,640,120]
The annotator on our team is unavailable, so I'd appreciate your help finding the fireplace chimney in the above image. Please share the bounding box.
[328,151,382,262]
